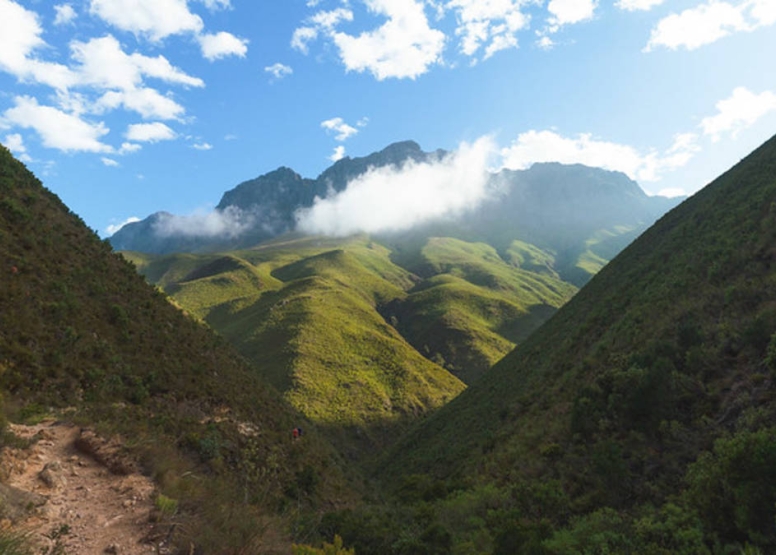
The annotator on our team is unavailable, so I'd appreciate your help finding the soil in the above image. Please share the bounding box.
[0,420,168,554]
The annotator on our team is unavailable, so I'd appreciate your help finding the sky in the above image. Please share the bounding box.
[0,0,774,238]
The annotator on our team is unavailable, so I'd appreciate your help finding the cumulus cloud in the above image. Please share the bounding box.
[265,63,293,80]
[645,0,774,51]
[0,1,246,154]
[88,0,204,41]
[547,0,597,26]
[330,145,347,162]
[94,88,186,120]
[71,35,204,90]
[615,0,664,11]
[500,130,699,182]
[54,4,77,25]
[0,0,77,89]
[192,142,213,150]
[446,0,528,60]
[125,122,177,142]
[198,31,248,61]
[3,132,32,161]
[153,206,256,238]
[101,156,119,166]
[296,137,496,236]
[321,117,359,141]
[106,216,141,235]
[332,0,446,79]
[3,96,111,153]
[294,1,444,80]
[700,87,776,141]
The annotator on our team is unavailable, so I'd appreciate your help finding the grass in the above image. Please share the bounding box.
[370,132,776,552]
[0,145,360,552]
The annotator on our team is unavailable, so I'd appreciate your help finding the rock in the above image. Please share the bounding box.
[75,429,138,476]
[104,543,120,553]
[39,460,68,488]
[0,483,47,521]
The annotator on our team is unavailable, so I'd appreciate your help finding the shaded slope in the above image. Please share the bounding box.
[382,237,576,383]
[0,146,357,550]
[378,133,776,550]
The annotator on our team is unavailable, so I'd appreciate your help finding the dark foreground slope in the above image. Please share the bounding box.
[363,136,776,553]
[0,146,357,552]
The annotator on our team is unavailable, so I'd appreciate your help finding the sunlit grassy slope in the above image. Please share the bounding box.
[376,132,776,552]
[130,230,581,454]
[0,145,357,551]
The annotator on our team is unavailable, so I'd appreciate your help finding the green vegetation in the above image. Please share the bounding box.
[356,132,776,552]
[130,231,579,456]
[0,145,358,552]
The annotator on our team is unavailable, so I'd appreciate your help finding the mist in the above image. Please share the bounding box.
[152,206,257,238]
[295,137,497,237]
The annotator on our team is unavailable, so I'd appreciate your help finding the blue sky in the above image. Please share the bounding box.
[0,0,774,237]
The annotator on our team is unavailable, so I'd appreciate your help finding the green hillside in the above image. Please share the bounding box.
[134,236,466,457]
[0,146,358,552]
[363,133,776,553]
[382,237,576,383]
[130,229,580,456]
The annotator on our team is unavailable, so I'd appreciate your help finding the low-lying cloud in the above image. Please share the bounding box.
[295,137,496,236]
[152,206,256,238]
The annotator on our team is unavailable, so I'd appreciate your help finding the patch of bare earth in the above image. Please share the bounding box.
[0,420,167,554]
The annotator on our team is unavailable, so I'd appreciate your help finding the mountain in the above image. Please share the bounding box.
[110,141,438,254]
[360,134,776,553]
[110,142,682,287]
[0,146,358,552]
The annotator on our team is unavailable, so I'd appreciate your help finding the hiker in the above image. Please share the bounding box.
[292,428,299,440]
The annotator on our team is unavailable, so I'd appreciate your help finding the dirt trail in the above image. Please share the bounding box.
[1,420,164,554]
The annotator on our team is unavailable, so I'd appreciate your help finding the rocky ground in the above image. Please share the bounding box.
[0,420,171,554]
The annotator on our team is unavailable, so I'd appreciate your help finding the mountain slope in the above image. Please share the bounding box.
[130,236,467,458]
[0,146,357,551]
[374,133,776,552]
[110,143,681,287]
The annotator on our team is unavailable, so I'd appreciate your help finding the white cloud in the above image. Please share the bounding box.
[192,142,213,150]
[330,145,346,162]
[71,35,204,90]
[644,0,776,51]
[615,0,664,11]
[101,157,119,166]
[446,0,528,59]
[291,27,319,54]
[321,117,359,141]
[547,0,597,26]
[94,88,186,120]
[3,96,111,153]
[106,216,140,235]
[700,87,776,141]
[0,0,77,89]
[119,142,142,154]
[3,132,32,161]
[198,31,249,61]
[125,122,177,142]
[296,137,496,236]
[655,187,686,198]
[265,63,293,80]
[311,7,355,29]
[749,0,776,26]
[153,206,256,238]
[197,0,231,10]
[500,129,698,182]
[331,0,446,80]
[88,0,204,41]
[54,4,77,25]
